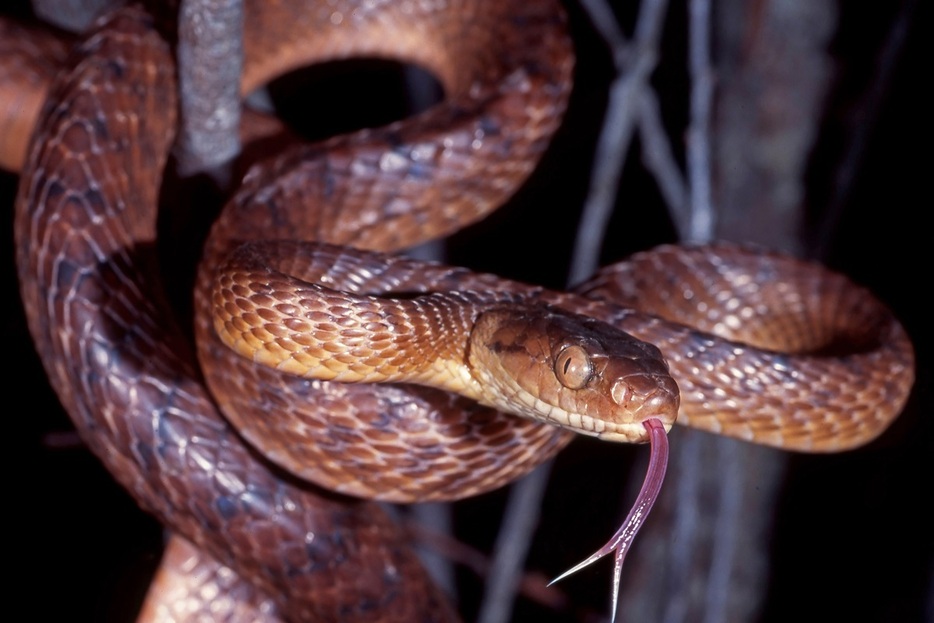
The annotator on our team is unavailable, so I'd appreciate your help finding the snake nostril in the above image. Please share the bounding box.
[643,390,675,420]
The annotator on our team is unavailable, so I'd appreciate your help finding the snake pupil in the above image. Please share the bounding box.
[555,344,593,389]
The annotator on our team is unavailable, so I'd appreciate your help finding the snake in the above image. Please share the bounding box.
[7,1,915,621]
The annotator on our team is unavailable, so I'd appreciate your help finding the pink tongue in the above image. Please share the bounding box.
[549,418,669,622]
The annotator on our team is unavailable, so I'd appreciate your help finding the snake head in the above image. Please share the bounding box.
[468,306,679,442]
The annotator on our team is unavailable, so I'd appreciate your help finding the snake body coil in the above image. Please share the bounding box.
[10,1,914,621]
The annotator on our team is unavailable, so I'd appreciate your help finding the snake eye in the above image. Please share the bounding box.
[555,344,593,389]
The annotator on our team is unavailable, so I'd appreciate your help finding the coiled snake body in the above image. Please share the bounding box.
[9,1,914,621]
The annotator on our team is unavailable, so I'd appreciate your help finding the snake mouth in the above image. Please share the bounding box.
[591,418,674,443]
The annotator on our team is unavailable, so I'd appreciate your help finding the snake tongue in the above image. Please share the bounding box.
[548,418,669,622]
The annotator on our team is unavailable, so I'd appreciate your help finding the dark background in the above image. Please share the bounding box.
[3,1,930,621]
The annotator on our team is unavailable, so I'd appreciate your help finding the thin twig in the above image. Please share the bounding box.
[702,441,743,623]
[411,503,457,598]
[637,89,689,230]
[659,431,703,623]
[477,462,556,623]
[580,0,629,52]
[686,0,715,242]
[405,517,571,613]
[568,0,673,286]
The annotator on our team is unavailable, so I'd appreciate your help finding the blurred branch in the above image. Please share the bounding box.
[686,0,714,242]
[814,0,917,258]
[411,503,457,598]
[406,515,573,615]
[31,0,120,31]
[568,0,673,285]
[174,0,244,185]
[712,0,836,253]
[477,462,556,623]
[637,89,689,229]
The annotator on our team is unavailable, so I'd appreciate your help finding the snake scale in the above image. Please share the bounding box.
[7,1,915,621]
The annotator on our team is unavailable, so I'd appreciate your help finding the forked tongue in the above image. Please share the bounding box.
[548,418,669,622]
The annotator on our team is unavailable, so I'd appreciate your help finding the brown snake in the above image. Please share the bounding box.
[8,1,916,621]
